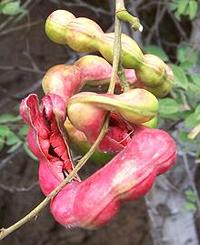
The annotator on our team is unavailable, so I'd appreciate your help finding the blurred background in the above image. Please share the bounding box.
[0,0,200,244]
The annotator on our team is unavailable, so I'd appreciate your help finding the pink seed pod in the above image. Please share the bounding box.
[50,126,176,229]
[20,93,80,195]
[20,95,176,228]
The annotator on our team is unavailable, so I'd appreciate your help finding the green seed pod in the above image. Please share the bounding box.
[142,117,158,128]
[116,89,158,123]
[67,89,158,127]
[146,64,174,98]
[45,10,75,44]
[136,54,166,87]
[65,17,103,52]
[147,80,172,98]
[98,33,144,68]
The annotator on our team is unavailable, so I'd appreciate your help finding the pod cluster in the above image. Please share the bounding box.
[45,10,174,97]
[19,9,177,230]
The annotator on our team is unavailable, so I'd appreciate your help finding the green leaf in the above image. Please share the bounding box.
[0,137,5,151]
[170,0,178,11]
[144,45,169,61]
[183,202,197,212]
[0,125,12,137]
[177,43,199,66]
[159,98,180,115]
[177,44,187,64]
[6,131,21,145]
[19,124,28,137]
[179,131,190,142]
[177,0,189,15]
[171,64,189,90]
[189,0,198,20]
[2,0,24,16]
[191,74,200,87]
[7,141,22,153]
[0,114,21,123]
[185,105,200,128]
[185,190,198,202]
[23,143,37,161]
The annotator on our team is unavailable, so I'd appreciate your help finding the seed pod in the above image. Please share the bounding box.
[74,55,113,84]
[142,116,158,128]
[67,89,158,137]
[50,127,176,229]
[98,33,143,68]
[45,10,175,95]
[45,10,75,44]
[136,54,166,87]
[65,17,103,52]
[150,82,172,97]
[42,64,82,103]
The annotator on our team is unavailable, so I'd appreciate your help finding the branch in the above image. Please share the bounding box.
[0,0,124,240]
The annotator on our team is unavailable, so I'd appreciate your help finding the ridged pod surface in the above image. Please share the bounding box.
[42,55,159,153]
[19,22,177,229]
[45,10,174,95]
[20,94,176,228]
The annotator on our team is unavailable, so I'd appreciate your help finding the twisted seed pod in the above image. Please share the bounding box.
[67,89,158,142]
[98,33,143,68]
[42,55,113,102]
[136,54,166,87]
[42,55,158,152]
[20,95,176,229]
[51,127,176,229]
[20,51,176,229]
[45,10,174,95]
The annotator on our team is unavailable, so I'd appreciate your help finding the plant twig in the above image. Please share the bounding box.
[116,1,143,32]
[0,0,124,240]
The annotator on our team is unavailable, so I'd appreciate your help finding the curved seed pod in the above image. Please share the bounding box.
[45,10,175,92]
[67,89,158,130]
[65,17,103,52]
[98,33,144,68]
[136,54,166,87]
[142,116,158,128]
[146,81,172,98]
[20,94,80,195]
[50,127,176,228]
[42,64,82,103]
[45,10,75,44]
[74,55,113,85]
[42,55,115,103]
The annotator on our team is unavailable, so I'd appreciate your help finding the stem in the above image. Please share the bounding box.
[0,0,124,240]
[118,64,131,92]
[116,7,143,32]
[188,124,200,140]
[0,117,110,240]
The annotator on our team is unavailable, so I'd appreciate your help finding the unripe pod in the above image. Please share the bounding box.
[147,81,172,98]
[45,10,75,44]
[98,33,144,68]
[136,54,166,87]
[45,10,175,96]
[65,17,103,52]
[142,116,158,128]
[67,89,158,135]
[116,89,158,123]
